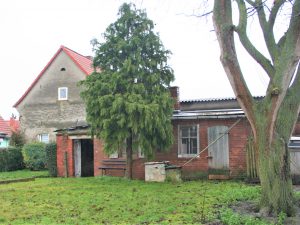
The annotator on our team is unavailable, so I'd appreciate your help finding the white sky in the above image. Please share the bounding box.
[0,0,270,120]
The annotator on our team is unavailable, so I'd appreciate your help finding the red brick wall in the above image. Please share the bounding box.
[57,118,300,179]
[56,135,74,177]
[94,138,105,177]
[130,118,251,180]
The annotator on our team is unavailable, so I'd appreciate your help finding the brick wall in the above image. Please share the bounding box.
[57,134,74,177]
[94,138,105,177]
[57,118,300,180]
[130,118,251,180]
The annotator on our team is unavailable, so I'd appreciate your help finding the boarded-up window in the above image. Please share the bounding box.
[178,125,199,158]
[208,126,229,170]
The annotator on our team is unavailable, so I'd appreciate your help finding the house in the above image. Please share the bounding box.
[14,46,94,143]
[55,87,257,179]
[0,115,20,148]
[55,90,300,180]
[15,46,300,180]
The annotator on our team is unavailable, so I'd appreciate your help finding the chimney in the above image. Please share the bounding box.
[169,86,180,111]
[86,56,93,60]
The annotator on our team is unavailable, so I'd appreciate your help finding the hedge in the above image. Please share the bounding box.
[0,147,24,172]
[45,142,57,177]
[22,142,46,170]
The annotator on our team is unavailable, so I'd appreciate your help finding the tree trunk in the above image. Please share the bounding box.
[125,134,133,179]
[255,119,295,216]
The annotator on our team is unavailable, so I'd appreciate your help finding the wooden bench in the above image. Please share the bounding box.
[99,159,127,176]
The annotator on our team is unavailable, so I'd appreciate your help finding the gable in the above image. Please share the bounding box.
[14,46,94,108]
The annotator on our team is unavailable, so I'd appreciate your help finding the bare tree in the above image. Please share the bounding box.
[213,0,300,216]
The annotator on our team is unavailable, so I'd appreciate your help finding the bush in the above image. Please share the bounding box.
[45,142,57,177]
[0,147,24,172]
[10,131,26,148]
[22,142,46,170]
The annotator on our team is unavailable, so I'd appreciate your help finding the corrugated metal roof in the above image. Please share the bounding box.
[180,96,264,103]
[172,109,245,120]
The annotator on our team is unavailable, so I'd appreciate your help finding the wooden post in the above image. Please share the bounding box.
[246,137,257,179]
[64,151,68,177]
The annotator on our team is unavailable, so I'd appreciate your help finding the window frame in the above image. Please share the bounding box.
[58,87,68,100]
[178,124,199,158]
[109,152,118,159]
[37,133,49,144]
[138,147,144,158]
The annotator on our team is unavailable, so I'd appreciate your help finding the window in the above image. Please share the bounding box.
[109,152,118,158]
[37,133,49,144]
[138,147,144,158]
[58,87,68,100]
[178,125,199,157]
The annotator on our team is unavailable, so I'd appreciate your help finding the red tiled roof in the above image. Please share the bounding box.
[0,116,11,136]
[9,118,20,133]
[62,46,95,75]
[13,45,94,107]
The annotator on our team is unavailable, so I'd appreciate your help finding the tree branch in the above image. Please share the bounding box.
[236,0,275,78]
[276,63,300,139]
[265,0,300,143]
[254,0,279,62]
[268,0,285,30]
[213,0,256,133]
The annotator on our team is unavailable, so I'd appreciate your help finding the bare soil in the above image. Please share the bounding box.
[230,186,300,225]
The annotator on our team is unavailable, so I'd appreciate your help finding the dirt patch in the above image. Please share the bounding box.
[0,177,35,185]
[230,201,300,225]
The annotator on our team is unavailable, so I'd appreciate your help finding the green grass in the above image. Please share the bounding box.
[0,169,49,181]
[0,174,268,225]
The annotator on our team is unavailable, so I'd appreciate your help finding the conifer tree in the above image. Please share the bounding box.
[80,3,174,179]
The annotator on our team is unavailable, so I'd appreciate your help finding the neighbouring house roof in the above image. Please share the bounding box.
[13,45,95,107]
[0,116,11,137]
[8,117,20,133]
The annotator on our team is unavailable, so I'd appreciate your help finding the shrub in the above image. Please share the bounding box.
[45,142,57,177]
[22,142,46,170]
[0,147,24,172]
[10,131,26,148]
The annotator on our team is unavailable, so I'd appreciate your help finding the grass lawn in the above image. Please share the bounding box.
[0,169,49,181]
[0,172,272,224]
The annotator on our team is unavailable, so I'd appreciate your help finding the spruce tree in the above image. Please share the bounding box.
[80,3,174,179]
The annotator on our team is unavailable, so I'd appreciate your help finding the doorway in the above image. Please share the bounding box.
[73,139,94,177]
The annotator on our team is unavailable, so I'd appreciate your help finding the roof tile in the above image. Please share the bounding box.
[0,116,11,136]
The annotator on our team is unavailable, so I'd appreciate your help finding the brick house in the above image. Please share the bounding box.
[55,87,258,180]
[15,46,300,180]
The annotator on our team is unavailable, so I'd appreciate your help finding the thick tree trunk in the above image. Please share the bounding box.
[255,121,295,216]
[212,0,300,217]
[125,134,133,179]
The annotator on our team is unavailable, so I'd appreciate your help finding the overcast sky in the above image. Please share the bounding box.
[0,0,269,119]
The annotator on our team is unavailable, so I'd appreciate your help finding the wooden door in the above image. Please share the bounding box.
[74,139,81,177]
[208,126,229,170]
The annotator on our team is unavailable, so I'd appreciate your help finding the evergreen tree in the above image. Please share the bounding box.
[80,3,174,179]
